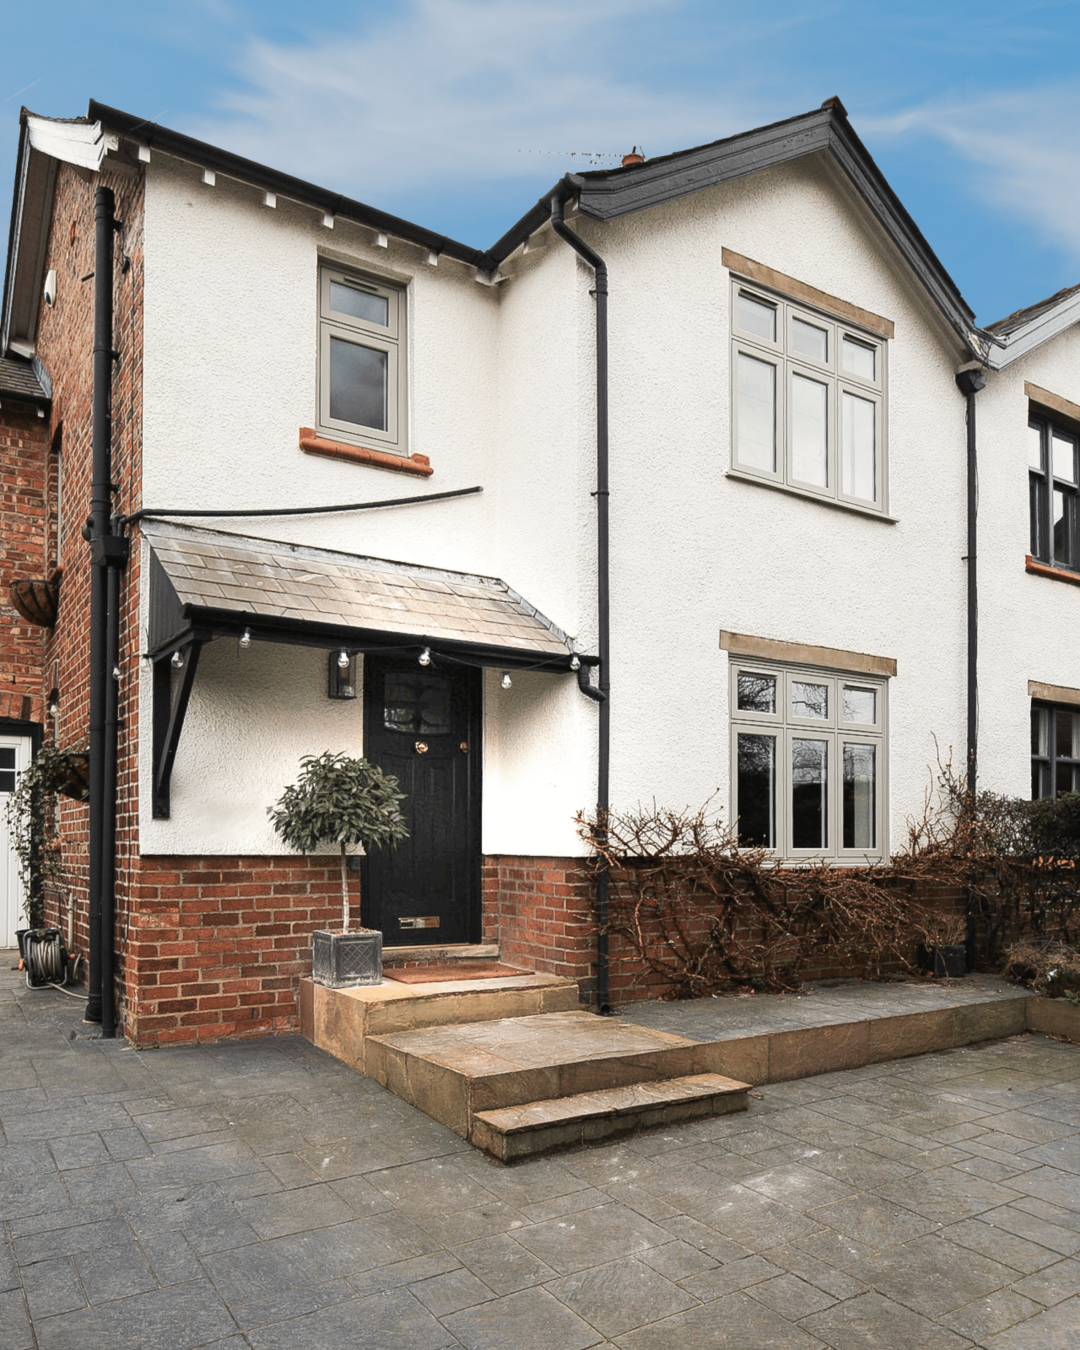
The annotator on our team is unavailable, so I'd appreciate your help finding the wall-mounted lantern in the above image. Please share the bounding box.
[328,650,357,700]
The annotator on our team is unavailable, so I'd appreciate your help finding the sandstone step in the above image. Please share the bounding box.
[299,973,581,1076]
[471,1072,751,1161]
[382,943,501,967]
[363,1010,739,1141]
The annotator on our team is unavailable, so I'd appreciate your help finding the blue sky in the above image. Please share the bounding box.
[3,0,1080,324]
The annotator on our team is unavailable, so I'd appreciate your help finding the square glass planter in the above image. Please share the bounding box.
[312,929,382,988]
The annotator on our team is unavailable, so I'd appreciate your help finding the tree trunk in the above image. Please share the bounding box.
[340,845,349,933]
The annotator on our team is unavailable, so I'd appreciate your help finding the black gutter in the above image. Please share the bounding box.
[84,186,129,1034]
[150,607,595,673]
[550,185,612,1016]
[88,102,488,272]
[956,367,986,795]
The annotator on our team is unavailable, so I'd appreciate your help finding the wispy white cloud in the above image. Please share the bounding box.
[184,0,767,200]
[864,86,1080,268]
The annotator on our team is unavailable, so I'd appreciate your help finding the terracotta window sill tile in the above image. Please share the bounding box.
[299,428,433,477]
[1026,555,1080,587]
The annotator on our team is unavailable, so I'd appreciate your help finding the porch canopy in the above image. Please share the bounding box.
[142,522,590,816]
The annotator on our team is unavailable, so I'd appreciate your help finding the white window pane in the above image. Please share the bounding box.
[330,281,389,327]
[738,673,776,713]
[737,354,776,471]
[792,374,828,486]
[1029,423,1044,470]
[737,734,775,847]
[792,318,827,363]
[329,338,388,430]
[1053,432,1077,484]
[842,686,876,723]
[792,739,827,849]
[842,392,876,501]
[842,336,875,380]
[738,293,776,342]
[792,681,828,719]
[843,743,876,849]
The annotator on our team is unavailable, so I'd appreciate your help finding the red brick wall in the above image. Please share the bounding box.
[0,406,49,725]
[121,855,350,1047]
[484,855,596,996]
[483,855,968,1007]
[32,157,146,998]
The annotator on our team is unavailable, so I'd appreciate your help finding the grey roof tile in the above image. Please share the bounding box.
[143,523,573,658]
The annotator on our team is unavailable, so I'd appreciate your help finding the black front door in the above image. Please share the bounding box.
[362,657,481,945]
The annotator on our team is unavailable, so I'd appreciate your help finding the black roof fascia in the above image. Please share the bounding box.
[152,603,587,672]
[88,101,489,272]
[487,106,976,346]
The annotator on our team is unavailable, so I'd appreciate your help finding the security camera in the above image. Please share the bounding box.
[43,269,57,308]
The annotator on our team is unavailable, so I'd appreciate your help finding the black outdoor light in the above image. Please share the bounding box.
[328,650,357,700]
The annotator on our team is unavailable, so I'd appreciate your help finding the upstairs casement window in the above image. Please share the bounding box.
[731,660,887,863]
[1031,702,1080,799]
[731,282,887,512]
[1029,415,1079,572]
[318,266,407,454]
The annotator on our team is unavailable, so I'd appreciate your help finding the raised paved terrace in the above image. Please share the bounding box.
[3,960,1080,1348]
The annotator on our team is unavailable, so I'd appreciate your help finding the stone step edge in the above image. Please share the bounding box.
[382,943,501,966]
[472,1072,750,1136]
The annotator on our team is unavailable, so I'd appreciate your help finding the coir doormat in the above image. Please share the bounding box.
[384,962,531,984]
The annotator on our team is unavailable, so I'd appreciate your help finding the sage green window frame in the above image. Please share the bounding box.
[318,265,407,454]
[730,280,888,513]
[730,658,888,863]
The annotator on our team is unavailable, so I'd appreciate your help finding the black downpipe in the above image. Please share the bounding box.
[101,561,120,1038]
[84,187,116,1024]
[956,365,986,970]
[956,367,986,793]
[551,190,612,1015]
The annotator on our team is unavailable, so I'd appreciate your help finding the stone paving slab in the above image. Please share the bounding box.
[3,957,1080,1348]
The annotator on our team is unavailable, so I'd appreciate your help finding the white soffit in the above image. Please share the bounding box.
[26,116,118,171]
[983,292,1080,370]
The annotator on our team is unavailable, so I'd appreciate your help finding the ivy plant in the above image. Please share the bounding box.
[4,741,87,929]
[268,751,408,933]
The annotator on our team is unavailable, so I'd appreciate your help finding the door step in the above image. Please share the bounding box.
[363,1011,751,1158]
[382,943,501,967]
[472,1073,750,1161]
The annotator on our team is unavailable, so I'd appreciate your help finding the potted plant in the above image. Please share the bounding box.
[269,751,408,987]
[919,912,968,979]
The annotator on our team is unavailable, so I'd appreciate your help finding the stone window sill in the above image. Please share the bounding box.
[1026,555,1080,587]
[299,428,433,477]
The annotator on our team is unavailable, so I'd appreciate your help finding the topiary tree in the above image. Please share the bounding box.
[268,752,408,933]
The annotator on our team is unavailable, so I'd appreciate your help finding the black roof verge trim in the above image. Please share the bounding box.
[88,101,490,272]
[560,105,974,339]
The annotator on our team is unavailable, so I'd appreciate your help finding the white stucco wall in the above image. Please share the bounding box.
[137,147,977,860]
[138,158,597,856]
[582,155,970,851]
[974,328,1080,798]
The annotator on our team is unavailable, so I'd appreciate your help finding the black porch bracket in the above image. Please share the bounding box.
[152,631,207,818]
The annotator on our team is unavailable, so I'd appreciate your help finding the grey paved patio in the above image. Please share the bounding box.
[2,961,1079,1349]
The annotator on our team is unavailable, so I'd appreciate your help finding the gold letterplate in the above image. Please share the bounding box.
[399,916,440,929]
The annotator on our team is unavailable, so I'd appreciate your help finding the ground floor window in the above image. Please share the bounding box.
[1031,701,1080,798]
[730,659,887,861]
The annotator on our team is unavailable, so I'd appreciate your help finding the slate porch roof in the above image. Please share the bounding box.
[0,354,49,407]
[142,522,578,664]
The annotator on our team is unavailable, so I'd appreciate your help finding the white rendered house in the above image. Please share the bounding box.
[0,95,1077,1039]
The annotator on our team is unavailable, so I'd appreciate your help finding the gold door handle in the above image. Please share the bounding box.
[415,741,428,754]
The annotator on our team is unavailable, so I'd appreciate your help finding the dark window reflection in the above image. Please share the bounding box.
[792,738,827,849]
[737,734,775,847]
